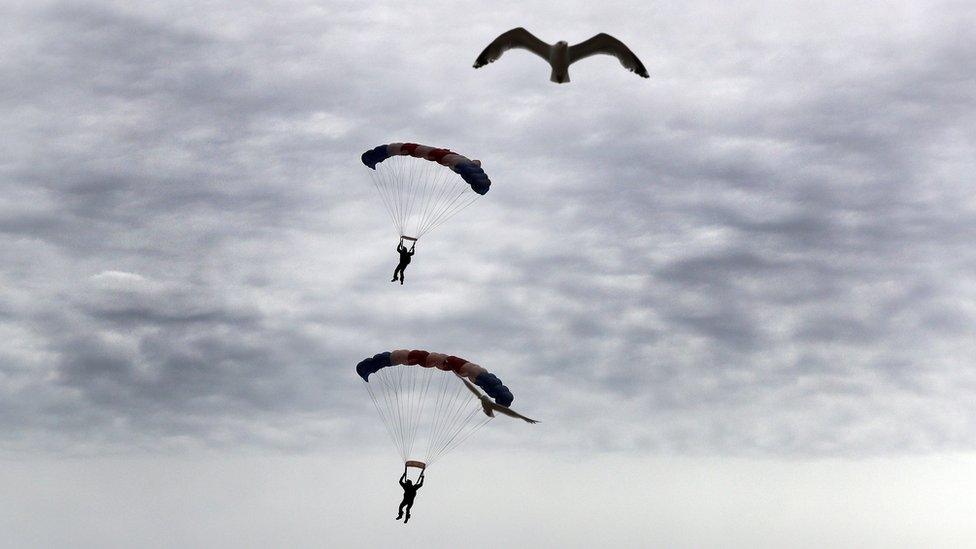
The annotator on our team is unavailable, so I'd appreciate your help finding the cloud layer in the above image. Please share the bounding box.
[2,0,976,457]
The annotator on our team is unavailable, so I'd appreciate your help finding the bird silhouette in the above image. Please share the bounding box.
[460,377,540,423]
[473,27,649,83]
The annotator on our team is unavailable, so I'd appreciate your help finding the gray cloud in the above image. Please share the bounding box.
[1,0,975,459]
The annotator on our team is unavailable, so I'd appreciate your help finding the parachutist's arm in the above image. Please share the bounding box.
[399,469,407,485]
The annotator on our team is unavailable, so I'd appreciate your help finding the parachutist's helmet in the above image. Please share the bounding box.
[405,479,413,486]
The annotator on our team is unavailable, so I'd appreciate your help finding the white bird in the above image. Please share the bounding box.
[473,27,649,83]
[459,377,540,424]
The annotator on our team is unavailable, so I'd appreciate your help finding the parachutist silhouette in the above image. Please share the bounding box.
[391,238,415,285]
[396,466,424,523]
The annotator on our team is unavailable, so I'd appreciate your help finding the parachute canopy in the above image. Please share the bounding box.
[361,142,492,241]
[357,349,514,467]
[357,349,513,406]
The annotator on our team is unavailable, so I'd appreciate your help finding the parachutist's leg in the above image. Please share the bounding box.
[392,265,403,283]
[397,499,407,520]
[404,501,413,523]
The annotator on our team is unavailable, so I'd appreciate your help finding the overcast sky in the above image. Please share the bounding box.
[2,0,976,547]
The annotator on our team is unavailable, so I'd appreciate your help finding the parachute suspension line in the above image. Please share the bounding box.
[430,380,468,458]
[384,158,406,228]
[402,157,432,236]
[432,410,492,466]
[407,366,436,461]
[373,158,408,238]
[439,415,493,463]
[422,370,450,462]
[388,157,404,235]
[401,157,450,239]
[443,389,482,455]
[428,398,493,462]
[424,374,479,465]
[395,157,416,237]
[417,191,479,239]
[363,380,403,461]
[427,368,467,460]
[399,366,417,457]
[390,365,412,459]
[378,366,408,460]
[432,372,466,459]
[404,362,428,460]
[395,363,413,457]
[368,372,397,458]
[398,156,420,236]
[368,157,409,238]
[410,161,445,238]
[419,169,474,237]
[394,157,412,236]
[362,362,496,467]
[368,166,400,237]
[429,406,475,465]
[370,155,483,241]
[424,370,461,463]
[414,180,467,238]
[380,157,403,236]
[368,369,404,460]
[412,161,444,235]
[398,362,414,459]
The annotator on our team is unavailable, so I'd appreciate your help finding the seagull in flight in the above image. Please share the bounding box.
[473,27,649,83]
[460,377,540,424]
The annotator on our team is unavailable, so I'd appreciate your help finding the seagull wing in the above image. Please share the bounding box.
[474,27,551,68]
[567,33,649,78]
[459,377,496,417]
[460,377,484,398]
[489,402,540,424]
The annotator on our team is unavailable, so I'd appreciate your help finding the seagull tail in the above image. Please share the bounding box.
[550,70,570,84]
